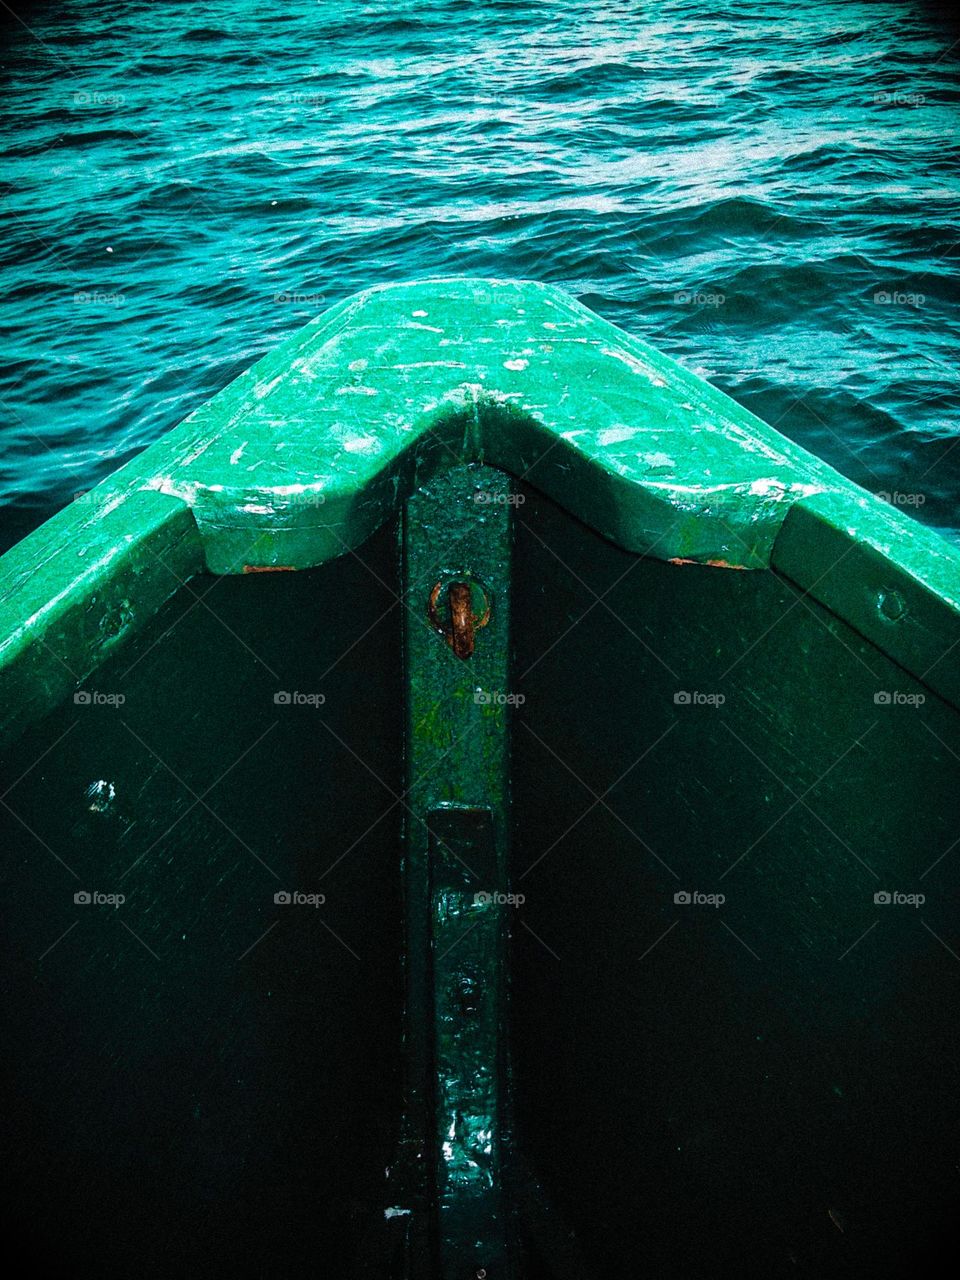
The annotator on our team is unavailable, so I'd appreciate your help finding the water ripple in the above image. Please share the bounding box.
[0,0,958,547]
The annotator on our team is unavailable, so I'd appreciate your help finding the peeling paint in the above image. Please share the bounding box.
[394,361,467,370]
[601,346,667,385]
[253,373,285,399]
[597,426,638,446]
[4,277,958,743]
[642,451,676,471]
[180,441,213,466]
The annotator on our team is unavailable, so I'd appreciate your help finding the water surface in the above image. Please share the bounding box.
[1,0,959,549]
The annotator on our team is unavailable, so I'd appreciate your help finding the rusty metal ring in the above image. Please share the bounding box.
[427,581,491,632]
[428,579,491,658]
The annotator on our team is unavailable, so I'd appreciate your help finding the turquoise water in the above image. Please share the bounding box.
[2,0,959,550]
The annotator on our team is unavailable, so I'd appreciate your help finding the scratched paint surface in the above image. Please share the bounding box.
[5,277,955,577]
[2,279,960,749]
[3,0,960,558]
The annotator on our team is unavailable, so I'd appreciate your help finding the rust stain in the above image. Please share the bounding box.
[428,579,490,659]
[447,581,475,659]
[667,556,748,569]
[705,558,749,570]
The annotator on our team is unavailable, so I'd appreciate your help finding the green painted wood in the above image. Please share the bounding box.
[428,807,513,1279]
[1,278,959,748]
[0,449,957,1273]
[0,492,201,747]
[9,277,945,577]
[509,483,960,1277]
[401,465,516,1277]
[0,535,407,1276]
[771,493,960,708]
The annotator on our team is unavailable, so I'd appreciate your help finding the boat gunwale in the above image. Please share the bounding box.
[2,278,959,742]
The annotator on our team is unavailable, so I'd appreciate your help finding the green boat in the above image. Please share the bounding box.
[1,279,957,1278]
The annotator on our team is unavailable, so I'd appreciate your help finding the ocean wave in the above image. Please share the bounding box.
[0,0,957,542]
